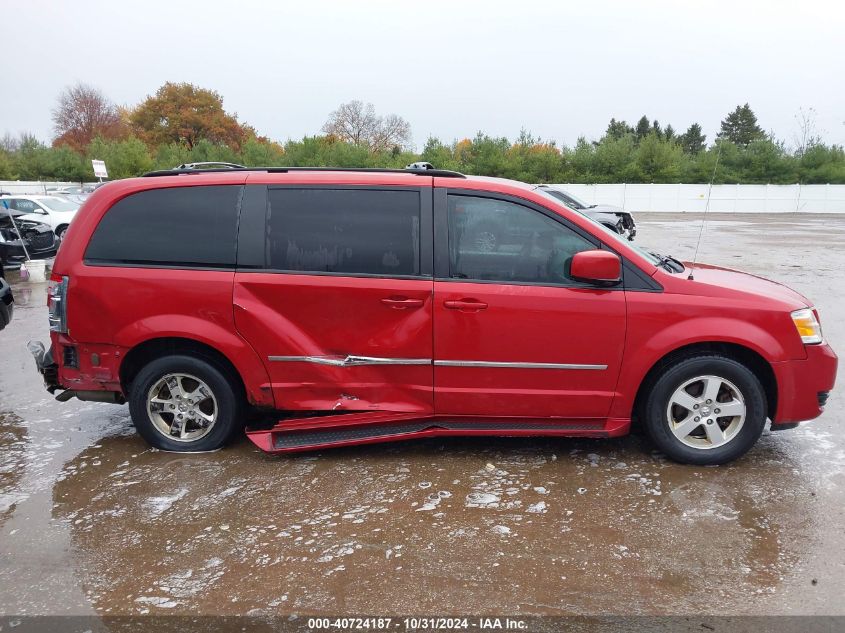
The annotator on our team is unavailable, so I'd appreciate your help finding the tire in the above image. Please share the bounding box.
[641,354,767,465]
[56,225,68,241]
[128,354,244,452]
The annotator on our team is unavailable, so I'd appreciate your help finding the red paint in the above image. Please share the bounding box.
[570,250,621,282]
[48,170,837,453]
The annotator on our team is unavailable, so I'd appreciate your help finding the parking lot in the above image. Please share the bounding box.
[0,213,842,618]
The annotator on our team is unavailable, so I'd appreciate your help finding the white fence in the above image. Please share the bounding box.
[3,180,845,213]
[0,181,92,195]
[551,183,845,213]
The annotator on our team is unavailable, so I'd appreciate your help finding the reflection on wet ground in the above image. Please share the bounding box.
[0,214,843,617]
[53,429,820,616]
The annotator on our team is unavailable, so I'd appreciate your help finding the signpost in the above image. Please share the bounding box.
[91,159,108,181]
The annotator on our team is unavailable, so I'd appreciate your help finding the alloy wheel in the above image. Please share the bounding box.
[665,374,746,450]
[146,373,218,442]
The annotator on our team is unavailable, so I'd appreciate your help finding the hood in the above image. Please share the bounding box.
[682,262,811,310]
[589,203,627,215]
[582,210,620,225]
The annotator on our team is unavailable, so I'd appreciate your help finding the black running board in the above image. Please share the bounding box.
[246,412,608,453]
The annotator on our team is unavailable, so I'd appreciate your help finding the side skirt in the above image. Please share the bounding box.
[246,412,630,454]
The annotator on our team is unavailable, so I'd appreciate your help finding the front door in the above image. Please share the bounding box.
[433,192,626,420]
[234,185,435,414]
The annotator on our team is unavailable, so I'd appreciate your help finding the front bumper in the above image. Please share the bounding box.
[773,343,838,424]
[0,243,58,265]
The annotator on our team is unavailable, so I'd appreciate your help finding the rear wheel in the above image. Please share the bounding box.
[641,355,767,465]
[128,355,244,452]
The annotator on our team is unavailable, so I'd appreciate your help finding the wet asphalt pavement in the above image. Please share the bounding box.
[0,213,842,619]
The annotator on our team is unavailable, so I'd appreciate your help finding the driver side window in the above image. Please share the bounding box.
[447,195,595,285]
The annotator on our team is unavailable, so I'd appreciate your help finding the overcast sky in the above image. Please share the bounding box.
[3,0,844,150]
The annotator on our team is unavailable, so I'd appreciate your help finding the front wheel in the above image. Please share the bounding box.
[128,355,244,452]
[641,355,767,465]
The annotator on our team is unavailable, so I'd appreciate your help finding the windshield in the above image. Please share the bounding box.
[534,189,662,266]
[542,188,593,210]
[39,197,80,212]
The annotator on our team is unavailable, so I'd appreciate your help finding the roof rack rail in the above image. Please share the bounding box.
[141,164,466,178]
[176,161,246,170]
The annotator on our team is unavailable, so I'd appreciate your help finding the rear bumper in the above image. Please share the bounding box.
[28,340,60,392]
[773,343,838,424]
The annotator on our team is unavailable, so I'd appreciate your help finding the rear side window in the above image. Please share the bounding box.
[267,188,421,276]
[85,185,241,267]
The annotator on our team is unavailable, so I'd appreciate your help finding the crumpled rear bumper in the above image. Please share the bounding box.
[28,340,60,393]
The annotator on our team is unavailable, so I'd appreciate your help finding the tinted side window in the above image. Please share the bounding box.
[448,195,594,284]
[86,185,241,266]
[267,189,421,276]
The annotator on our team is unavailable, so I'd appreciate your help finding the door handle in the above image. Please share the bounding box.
[443,299,488,311]
[381,296,424,309]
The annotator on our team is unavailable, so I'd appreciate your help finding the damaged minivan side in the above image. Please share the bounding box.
[31,165,837,465]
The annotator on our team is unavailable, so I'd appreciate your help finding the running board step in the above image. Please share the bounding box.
[245,411,613,454]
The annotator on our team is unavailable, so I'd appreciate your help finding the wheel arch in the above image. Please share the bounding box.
[120,337,248,404]
[631,341,777,429]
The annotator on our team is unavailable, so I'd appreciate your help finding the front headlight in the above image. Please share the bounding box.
[791,308,822,344]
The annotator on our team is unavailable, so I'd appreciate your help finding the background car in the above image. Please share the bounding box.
[0,277,12,331]
[0,195,80,240]
[0,208,59,267]
[49,185,95,205]
[538,185,637,240]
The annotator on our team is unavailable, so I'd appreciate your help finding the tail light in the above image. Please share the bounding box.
[48,273,68,333]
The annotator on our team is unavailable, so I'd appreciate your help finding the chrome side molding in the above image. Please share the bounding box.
[269,355,606,370]
[433,360,607,370]
[268,355,431,367]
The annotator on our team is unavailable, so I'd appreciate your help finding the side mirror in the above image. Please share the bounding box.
[570,250,622,285]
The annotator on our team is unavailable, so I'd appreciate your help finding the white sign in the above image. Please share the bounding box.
[92,159,108,179]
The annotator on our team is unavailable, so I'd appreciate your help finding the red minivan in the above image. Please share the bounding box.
[31,164,837,465]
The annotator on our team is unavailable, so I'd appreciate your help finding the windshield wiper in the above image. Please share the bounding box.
[651,252,685,273]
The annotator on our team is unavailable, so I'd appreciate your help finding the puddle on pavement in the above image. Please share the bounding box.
[0,412,29,527]
[51,432,817,616]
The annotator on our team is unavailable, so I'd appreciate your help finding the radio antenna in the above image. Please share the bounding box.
[688,140,722,280]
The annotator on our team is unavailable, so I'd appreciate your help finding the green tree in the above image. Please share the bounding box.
[592,134,640,182]
[47,145,89,181]
[605,118,633,140]
[239,136,285,167]
[635,116,651,141]
[14,134,51,180]
[635,132,684,182]
[678,123,707,155]
[651,120,663,139]
[719,103,764,147]
[420,137,461,172]
[87,136,153,179]
[798,144,845,183]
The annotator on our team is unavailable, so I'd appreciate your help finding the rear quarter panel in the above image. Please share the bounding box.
[54,173,274,407]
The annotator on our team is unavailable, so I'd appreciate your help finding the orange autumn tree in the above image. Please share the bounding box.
[130,82,249,152]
